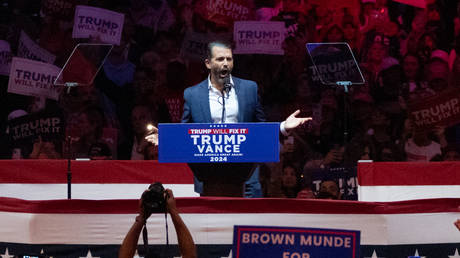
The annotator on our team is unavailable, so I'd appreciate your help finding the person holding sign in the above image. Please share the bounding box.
[148,40,311,196]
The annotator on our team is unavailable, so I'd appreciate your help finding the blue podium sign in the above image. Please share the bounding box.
[158,123,280,163]
[233,225,360,258]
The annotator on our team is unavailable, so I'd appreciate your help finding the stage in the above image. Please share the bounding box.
[0,160,460,257]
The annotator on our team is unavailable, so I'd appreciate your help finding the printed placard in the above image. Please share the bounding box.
[18,31,56,64]
[181,31,212,61]
[180,31,232,61]
[233,225,360,258]
[408,88,460,130]
[7,57,61,100]
[307,167,358,200]
[158,123,279,163]
[0,40,12,76]
[307,43,363,85]
[7,109,65,145]
[309,0,360,20]
[41,0,77,20]
[234,21,285,55]
[195,0,254,27]
[72,5,124,45]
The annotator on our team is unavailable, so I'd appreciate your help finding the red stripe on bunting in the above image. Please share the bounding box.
[0,197,459,215]
[0,160,194,184]
[358,162,460,186]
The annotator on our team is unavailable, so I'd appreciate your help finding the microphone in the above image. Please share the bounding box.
[223,76,231,96]
[221,76,231,123]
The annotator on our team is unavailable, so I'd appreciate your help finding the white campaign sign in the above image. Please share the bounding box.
[17,31,56,64]
[72,5,124,45]
[0,40,12,76]
[7,57,61,100]
[233,21,286,55]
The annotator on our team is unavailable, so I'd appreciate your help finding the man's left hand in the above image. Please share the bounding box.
[284,110,312,131]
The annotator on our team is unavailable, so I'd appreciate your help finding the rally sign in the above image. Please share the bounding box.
[7,110,65,145]
[234,21,285,55]
[18,31,56,64]
[194,0,254,27]
[408,88,460,130]
[307,167,358,200]
[0,40,12,76]
[233,225,360,258]
[41,0,77,20]
[72,5,124,45]
[7,57,61,100]
[180,31,232,61]
[158,123,279,163]
[180,31,208,61]
[307,43,364,86]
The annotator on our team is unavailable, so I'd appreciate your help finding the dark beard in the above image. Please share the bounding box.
[212,70,228,86]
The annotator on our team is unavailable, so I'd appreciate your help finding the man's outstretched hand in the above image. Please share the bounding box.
[284,110,312,131]
[144,125,159,146]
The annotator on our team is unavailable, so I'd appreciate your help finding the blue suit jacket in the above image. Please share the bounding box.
[181,76,266,123]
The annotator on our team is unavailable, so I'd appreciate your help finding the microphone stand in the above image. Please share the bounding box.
[221,83,231,123]
[221,90,226,123]
[63,82,77,200]
[336,81,352,165]
[66,135,72,199]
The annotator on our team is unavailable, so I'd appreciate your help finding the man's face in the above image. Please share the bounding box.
[368,42,386,62]
[319,180,340,199]
[427,60,449,91]
[205,46,233,85]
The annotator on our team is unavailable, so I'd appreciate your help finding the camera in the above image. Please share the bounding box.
[141,182,167,217]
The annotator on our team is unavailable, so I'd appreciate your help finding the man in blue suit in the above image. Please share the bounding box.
[181,41,311,196]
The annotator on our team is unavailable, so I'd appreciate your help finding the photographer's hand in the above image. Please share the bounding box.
[118,192,149,258]
[138,191,148,223]
[166,189,177,214]
[166,189,197,258]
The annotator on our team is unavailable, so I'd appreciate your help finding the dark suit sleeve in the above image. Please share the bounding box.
[254,82,266,122]
[181,88,192,123]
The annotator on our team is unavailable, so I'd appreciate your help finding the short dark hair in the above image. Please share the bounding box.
[206,40,232,59]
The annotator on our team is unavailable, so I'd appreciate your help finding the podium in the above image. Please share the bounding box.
[158,123,280,196]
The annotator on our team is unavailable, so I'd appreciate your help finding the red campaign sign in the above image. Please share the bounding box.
[408,88,460,130]
[195,0,255,26]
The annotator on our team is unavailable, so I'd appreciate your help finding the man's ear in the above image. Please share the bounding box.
[205,58,211,69]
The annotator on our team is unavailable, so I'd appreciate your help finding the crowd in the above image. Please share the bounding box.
[1,0,460,198]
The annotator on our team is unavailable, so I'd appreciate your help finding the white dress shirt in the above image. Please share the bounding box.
[208,75,239,123]
[207,75,289,135]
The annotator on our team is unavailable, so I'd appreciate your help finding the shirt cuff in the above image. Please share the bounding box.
[280,121,289,136]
